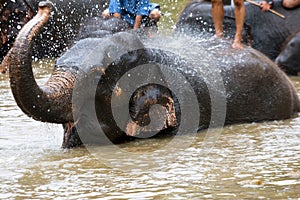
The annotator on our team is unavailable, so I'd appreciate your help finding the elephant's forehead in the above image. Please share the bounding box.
[56,38,108,68]
[56,32,144,73]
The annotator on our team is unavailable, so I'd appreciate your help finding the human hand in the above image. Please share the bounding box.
[259,1,272,11]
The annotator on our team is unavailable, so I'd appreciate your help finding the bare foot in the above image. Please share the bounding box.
[232,34,243,49]
[232,40,243,50]
[215,31,224,38]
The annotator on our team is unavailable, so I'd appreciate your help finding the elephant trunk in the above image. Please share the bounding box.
[3,2,76,123]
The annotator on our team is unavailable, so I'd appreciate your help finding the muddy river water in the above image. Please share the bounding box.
[0,0,299,199]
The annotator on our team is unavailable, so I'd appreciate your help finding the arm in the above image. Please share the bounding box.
[133,15,143,29]
[134,0,149,29]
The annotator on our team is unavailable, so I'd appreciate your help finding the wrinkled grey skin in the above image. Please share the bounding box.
[176,0,300,61]
[4,2,300,148]
[275,30,300,75]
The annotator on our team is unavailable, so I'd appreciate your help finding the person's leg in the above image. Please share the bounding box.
[232,0,245,49]
[282,0,300,8]
[212,0,224,37]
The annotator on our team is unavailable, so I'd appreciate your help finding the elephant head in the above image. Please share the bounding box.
[275,31,300,75]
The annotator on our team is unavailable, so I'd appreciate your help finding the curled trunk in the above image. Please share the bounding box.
[4,2,76,123]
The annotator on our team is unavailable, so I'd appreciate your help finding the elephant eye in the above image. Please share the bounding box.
[289,42,294,47]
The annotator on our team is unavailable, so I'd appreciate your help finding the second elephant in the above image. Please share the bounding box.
[176,0,300,61]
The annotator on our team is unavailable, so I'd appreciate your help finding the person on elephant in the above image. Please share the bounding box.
[212,0,246,49]
[259,0,300,11]
[101,0,161,35]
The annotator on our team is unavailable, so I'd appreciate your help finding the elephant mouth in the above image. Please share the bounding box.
[126,96,178,138]
[62,122,83,148]
[125,83,180,139]
[276,61,300,75]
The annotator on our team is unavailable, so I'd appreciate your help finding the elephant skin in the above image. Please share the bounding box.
[275,30,300,75]
[4,2,300,148]
[0,0,109,63]
[76,17,131,40]
[176,0,300,61]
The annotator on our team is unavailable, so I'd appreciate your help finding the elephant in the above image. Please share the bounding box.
[4,2,300,148]
[275,30,300,75]
[0,0,109,63]
[0,0,34,63]
[76,16,131,40]
[176,0,300,61]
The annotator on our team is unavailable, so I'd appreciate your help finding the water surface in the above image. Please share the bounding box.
[1,56,299,200]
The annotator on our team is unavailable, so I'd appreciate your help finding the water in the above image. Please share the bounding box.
[1,0,300,199]
[1,58,300,200]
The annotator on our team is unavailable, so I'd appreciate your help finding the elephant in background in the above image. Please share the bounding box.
[1,0,34,63]
[176,0,300,62]
[275,30,300,75]
[0,0,109,63]
[4,2,300,148]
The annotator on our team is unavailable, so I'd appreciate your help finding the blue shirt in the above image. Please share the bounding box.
[108,0,152,26]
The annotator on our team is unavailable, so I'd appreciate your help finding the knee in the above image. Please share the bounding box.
[102,9,110,18]
[149,9,161,21]
[282,0,294,8]
[233,0,245,8]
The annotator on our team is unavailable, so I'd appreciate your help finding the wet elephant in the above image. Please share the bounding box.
[275,30,300,75]
[176,0,300,61]
[0,0,109,63]
[76,16,131,40]
[4,2,300,148]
